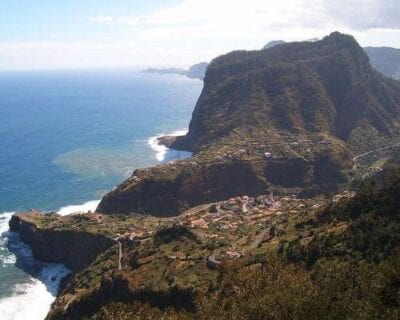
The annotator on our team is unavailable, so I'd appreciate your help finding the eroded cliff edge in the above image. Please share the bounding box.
[9,212,115,271]
[97,32,400,216]
[8,212,218,319]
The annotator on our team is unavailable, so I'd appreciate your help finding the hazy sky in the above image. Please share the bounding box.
[0,0,399,70]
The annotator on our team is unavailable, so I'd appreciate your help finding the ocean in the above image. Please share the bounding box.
[0,70,202,319]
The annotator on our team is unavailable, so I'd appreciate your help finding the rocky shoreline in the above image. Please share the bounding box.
[9,212,115,272]
[8,212,215,318]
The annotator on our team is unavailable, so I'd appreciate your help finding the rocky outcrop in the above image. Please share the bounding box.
[98,32,400,216]
[98,159,269,216]
[9,213,115,271]
[174,32,400,153]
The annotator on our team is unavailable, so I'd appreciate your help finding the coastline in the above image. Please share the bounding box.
[147,129,192,162]
[0,211,70,320]
[0,200,100,320]
[1,131,193,319]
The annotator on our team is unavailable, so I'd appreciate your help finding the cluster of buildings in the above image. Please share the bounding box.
[184,194,282,234]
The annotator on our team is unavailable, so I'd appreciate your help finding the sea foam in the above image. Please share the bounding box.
[0,211,71,320]
[0,265,70,320]
[57,199,101,216]
[148,129,192,162]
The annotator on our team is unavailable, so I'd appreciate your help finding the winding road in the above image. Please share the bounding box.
[352,141,400,168]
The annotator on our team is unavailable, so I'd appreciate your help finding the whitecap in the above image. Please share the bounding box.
[0,211,71,319]
[0,263,70,320]
[0,212,15,234]
[57,199,101,216]
[148,129,192,162]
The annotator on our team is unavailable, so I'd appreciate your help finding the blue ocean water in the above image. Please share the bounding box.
[0,70,202,319]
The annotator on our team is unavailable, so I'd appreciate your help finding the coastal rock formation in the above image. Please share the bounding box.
[9,168,400,319]
[9,213,115,271]
[98,160,269,216]
[98,32,400,216]
[175,32,400,153]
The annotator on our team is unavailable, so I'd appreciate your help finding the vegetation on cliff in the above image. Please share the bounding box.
[98,32,400,216]
[8,167,399,319]
[10,31,400,319]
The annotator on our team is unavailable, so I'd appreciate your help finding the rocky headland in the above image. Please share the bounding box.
[8,31,400,319]
[98,32,400,216]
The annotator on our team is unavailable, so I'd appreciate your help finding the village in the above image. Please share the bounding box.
[20,189,355,272]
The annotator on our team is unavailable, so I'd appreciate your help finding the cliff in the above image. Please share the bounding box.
[175,32,400,153]
[8,212,217,318]
[98,32,400,216]
[9,212,115,271]
[10,169,400,319]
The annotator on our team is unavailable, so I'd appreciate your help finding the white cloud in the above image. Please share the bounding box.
[89,0,400,35]
[87,0,400,53]
[89,16,114,24]
[324,0,400,30]
[2,0,400,70]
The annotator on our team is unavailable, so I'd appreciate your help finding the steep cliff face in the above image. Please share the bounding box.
[98,32,400,216]
[9,213,115,271]
[44,224,215,319]
[98,160,269,216]
[175,32,400,152]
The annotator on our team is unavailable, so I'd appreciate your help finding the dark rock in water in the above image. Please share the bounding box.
[157,135,179,149]
[98,32,400,216]
[51,276,57,281]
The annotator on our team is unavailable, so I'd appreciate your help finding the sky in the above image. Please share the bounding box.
[0,0,399,70]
